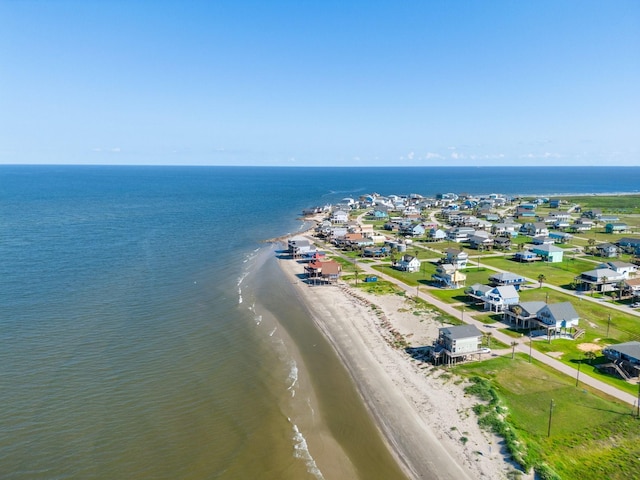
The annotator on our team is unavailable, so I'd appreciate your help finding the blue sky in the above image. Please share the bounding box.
[1,1,639,166]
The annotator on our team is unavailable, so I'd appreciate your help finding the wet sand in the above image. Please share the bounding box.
[276,243,517,479]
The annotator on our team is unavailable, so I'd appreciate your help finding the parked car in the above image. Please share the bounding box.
[630,302,640,308]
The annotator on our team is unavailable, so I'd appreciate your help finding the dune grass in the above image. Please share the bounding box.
[454,356,640,480]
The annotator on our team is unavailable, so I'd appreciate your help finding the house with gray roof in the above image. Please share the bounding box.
[531,244,564,263]
[444,248,469,268]
[602,341,640,379]
[521,222,548,236]
[288,238,315,258]
[605,223,629,234]
[598,261,637,279]
[432,324,484,365]
[432,263,467,289]
[466,283,492,300]
[483,285,520,312]
[617,237,640,254]
[577,268,625,292]
[504,301,580,337]
[595,243,618,258]
[536,302,580,336]
[397,254,421,272]
[468,234,494,250]
[504,301,547,329]
[489,272,526,290]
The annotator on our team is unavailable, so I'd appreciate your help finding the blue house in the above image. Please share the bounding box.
[617,237,640,254]
[514,251,539,262]
[400,222,426,237]
[488,272,526,290]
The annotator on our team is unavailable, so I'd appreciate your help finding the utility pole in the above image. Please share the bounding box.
[529,332,532,363]
[637,381,640,418]
[548,399,555,437]
[607,313,611,338]
[576,359,582,387]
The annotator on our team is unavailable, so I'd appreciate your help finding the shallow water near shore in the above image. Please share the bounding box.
[2,164,638,479]
[246,249,408,479]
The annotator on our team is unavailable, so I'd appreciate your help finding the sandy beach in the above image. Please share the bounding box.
[276,238,522,480]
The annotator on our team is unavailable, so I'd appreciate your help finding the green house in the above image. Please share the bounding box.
[605,223,628,234]
[531,244,564,263]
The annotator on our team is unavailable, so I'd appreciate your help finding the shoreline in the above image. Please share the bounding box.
[274,235,518,479]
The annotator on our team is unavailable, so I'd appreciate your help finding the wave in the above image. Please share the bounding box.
[290,423,325,479]
[287,360,298,396]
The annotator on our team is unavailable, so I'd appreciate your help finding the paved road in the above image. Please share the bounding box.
[318,228,640,408]
[358,258,639,407]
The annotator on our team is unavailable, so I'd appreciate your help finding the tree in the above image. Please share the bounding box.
[537,274,546,288]
[585,350,597,364]
[485,332,493,348]
[390,249,398,267]
[601,276,609,295]
[512,305,523,329]
[511,341,518,359]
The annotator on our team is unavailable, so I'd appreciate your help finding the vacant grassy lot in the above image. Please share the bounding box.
[561,195,640,214]
[371,263,439,287]
[454,356,640,480]
[480,256,595,288]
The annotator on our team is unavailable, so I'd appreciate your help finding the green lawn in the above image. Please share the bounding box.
[560,195,640,214]
[480,256,595,288]
[491,286,640,395]
[518,287,640,343]
[371,263,439,287]
[454,356,640,480]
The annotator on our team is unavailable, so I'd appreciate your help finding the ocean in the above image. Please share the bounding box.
[1,165,639,480]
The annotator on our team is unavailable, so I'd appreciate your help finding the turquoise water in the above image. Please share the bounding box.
[1,165,638,479]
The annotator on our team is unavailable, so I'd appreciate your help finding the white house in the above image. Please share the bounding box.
[483,285,520,312]
[536,302,580,336]
[433,324,484,365]
[598,261,637,279]
[429,228,447,240]
[578,268,626,292]
[331,210,349,224]
[397,254,421,272]
[444,248,469,269]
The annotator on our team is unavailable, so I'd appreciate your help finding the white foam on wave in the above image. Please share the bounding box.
[269,326,277,336]
[255,314,262,326]
[287,360,298,396]
[237,271,249,287]
[290,423,325,479]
